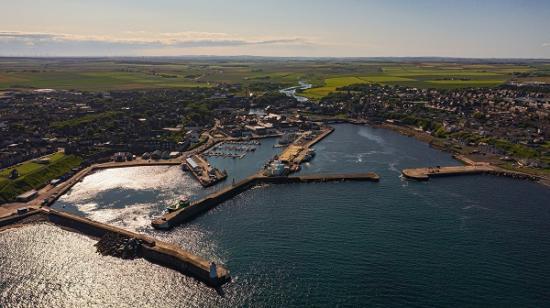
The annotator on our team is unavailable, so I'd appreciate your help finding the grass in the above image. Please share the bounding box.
[302,77,365,99]
[0,152,65,178]
[0,71,209,91]
[51,111,120,129]
[302,64,520,99]
[0,152,83,203]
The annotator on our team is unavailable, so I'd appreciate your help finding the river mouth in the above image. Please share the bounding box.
[3,123,550,307]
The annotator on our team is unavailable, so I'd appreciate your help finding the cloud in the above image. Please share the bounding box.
[543,42,550,48]
[0,30,313,56]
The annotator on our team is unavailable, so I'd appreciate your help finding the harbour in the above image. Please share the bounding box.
[2,123,550,307]
[1,124,339,287]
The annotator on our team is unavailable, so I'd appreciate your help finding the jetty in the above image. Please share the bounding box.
[0,208,230,287]
[152,172,379,230]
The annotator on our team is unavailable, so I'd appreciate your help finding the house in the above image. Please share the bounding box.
[186,130,201,143]
[113,152,127,162]
[245,125,267,135]
[16,190,38,202]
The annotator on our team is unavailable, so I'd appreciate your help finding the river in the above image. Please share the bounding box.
[279,81,312,102]
[1,124,549,307]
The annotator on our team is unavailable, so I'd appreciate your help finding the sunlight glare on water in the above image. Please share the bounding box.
[2,124,550,307]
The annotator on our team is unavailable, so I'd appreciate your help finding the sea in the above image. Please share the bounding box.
[1,124,549,307]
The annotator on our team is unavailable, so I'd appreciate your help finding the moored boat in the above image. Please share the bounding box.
[302,149,316,162]
[166,196,191,212]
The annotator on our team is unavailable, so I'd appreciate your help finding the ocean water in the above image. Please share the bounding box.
[1,124,549,307]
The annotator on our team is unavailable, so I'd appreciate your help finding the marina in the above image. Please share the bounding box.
[203,140,260,159]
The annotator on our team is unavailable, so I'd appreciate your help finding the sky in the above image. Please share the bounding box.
[1,0,549,58]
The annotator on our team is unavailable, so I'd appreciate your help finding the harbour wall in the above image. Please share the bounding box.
[152,172,380,230]
[0,209,41,228]
[153,176,259,229]
[0,209,230,287]
[402,166,540,182]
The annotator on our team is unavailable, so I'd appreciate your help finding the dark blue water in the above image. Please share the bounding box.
[2,124,550,307]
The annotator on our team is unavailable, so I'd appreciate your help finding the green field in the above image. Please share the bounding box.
[0,70,209,91]
[0,152,82,203]
[0,58,545,98]
[302,63,524,99]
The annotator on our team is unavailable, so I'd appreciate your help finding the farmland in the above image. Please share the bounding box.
[301,64,533,99]
[0,58,547,99]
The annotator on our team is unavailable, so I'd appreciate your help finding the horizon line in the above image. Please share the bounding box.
[1,55,549,61]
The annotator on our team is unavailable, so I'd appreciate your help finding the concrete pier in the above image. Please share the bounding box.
[265,173,380,184]
[0,209,230,287]
[184,155,227,187]
[402,165,540,181]
[152,172,379,230]
[152,176,259,229]
[279,127,334,166]
[402,165,495,180]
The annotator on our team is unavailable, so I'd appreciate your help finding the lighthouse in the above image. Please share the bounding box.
[209,262,217,282]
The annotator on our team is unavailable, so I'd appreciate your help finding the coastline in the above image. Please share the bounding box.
[308,116,548,188]
[374,122,550,188]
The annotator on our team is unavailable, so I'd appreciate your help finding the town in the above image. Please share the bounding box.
[3,1,550,306]
[1,78,549,203]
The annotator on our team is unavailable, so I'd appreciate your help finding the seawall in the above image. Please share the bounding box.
[265,173,380,184]
[0,208,42,229]
[0,209,230,287]
[152,176,260,229]
[402,165,540,182]
[152,172,380,230]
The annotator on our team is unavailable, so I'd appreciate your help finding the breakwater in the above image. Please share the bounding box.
[0,209,230,287]
[402,165,540,181]
[152,172,380,230]
[265,173,380,184]
[0,208,42,229]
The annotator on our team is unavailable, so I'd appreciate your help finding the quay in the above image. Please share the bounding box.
[0,208,231,287]
[184,155,227,187]
[278,127,334,169]
[152,172,379,230]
